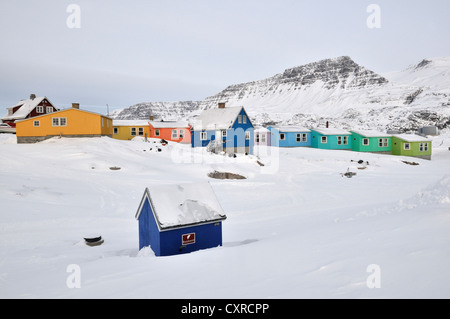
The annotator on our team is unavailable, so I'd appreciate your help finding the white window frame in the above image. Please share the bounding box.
[155,129,160,136]
[52,117,67,127]
[200,131,207,141]
[131,127,136,136]
[172,129,178,138]
[337,136,342,145]
[321,136,327,144]
[404,143,411,151]
[237,115,242,124]
[296,133,301,142]
[424,143,428,152]
[384,138,389,147]
[243,115,247,124]
[46,107,53,113]
[33,120,40,127]
[302,133,307,142]
[343,136,348,145]
[363,138,369,146]
[179,129,184,138]
[222,130,227,138]
[138,127,144,136]
[280,133,285,141]
[36,106,44,113]
[245,131,250,140]
[113,127,118,134]
[261,134,266,143]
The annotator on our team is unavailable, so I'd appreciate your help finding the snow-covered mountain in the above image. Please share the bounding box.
[111,56,450,132]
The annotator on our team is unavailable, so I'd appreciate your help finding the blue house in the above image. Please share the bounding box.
[135,182,227,256]
[311,128,352,150]
[268,126,311,147]
[191,103,254,155]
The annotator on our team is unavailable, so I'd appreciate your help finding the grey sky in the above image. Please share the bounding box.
[1,0,449,114]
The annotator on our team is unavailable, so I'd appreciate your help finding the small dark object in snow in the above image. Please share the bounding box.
[84,236,104,247]
[109,166,121,170]
[157,148,161,152]
[160,139,168,145]
[233,154,237,158]
[402,160,420,166]
[341,168,357,178]
[257,160,265,166]
[208,170,246,180]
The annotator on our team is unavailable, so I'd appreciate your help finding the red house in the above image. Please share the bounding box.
[148,120,191,144]
[1,94,59,128]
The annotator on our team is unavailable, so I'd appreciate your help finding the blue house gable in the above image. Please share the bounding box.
[268,126,311,147]
[135,182,227,256]
[191,103,254,155]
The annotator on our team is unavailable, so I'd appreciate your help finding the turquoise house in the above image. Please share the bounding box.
[350,130,392,154]
[311,128,352,150]
[268,126,311,147]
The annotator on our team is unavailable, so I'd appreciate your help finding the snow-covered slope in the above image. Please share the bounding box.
[112,56,450,132]
[1,133,450,298]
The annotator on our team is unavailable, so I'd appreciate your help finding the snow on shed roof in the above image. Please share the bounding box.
[113,120,150,126]
[149,120,189,128]
[311,128,351,135]
[135,182,226,230]
[2,96,49,120]
[270,126,311,132]
[192,106,243,130]
[350,130,391,137]
[393,134,431,142]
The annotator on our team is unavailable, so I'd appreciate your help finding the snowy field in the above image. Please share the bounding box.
[0,132,449,299]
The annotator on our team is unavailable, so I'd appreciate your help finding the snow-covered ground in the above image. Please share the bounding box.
[0,132,449,298]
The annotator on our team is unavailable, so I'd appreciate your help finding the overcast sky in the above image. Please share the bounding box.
[1,0,449,114]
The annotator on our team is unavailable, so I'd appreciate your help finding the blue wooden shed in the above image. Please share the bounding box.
[191,103,254,155]
[268,126,311,147]
[135,182,227,256]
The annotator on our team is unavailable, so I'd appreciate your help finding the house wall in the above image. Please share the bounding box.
[269,128,311,147]
[16,108,113,143]
[351,133,392,153]
[391,137,432,159]
[149,125,191,143]
[311,131,352,150]
[113,125,150,140]
[159,222,223,256]
[138,198,161,254]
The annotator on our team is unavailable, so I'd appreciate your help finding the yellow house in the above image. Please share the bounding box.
[16,105,113,143]
[112,120,150,140]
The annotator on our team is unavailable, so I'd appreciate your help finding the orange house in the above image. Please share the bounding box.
[16,104,113,143]
[148,121,191,144]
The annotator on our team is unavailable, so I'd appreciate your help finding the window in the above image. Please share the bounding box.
[384,138,389,147]
[46,107,53,113]
[179,130,184,138]
[243,115,247,124]
[222,130,227,137]
[302,133,307,142]
[337,136,342,145]
[107,119,110,128]
[280,133,285,141]
[419,143,424,151]
[404,143,410,151]
[296,133,301,142]
[363,138,369,146]
[237,115,242,124]
[52,117,67,126]
[321,136,327,143]
[155,129,160,136]
[113,127,118,134]
[424,143,428,151]
[200,131,207,140]
[378,138,383,147]
[343,136,348,145]
[131,128,136,136]
[261,134,266,143]
[256,134,260,143]
[102,118,104,127]
[172,129,178,138]
[245,131,250,140]
[36,106,44,113]
[33,120,40,127]
[138,128,144,136]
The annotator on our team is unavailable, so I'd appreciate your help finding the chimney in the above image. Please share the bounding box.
[30,94,36,100]
[149,115,154,121]
[218,102,225,109]
[72,103,80,109]
[326,121,329,128]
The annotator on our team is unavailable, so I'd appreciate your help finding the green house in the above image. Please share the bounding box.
[350,130,392,154]
[391,134,432,160]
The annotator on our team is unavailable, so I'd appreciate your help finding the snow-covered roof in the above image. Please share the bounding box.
[254,127,270,132]
[393,134,431,142]
[270,126,311,133]
[192,106,243,131]
[350,130,391,138]
[113,120,150,127]
[2,96,51,120]
[311,128,351,135]
[149,120,189,129]
[135,182,226,230]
